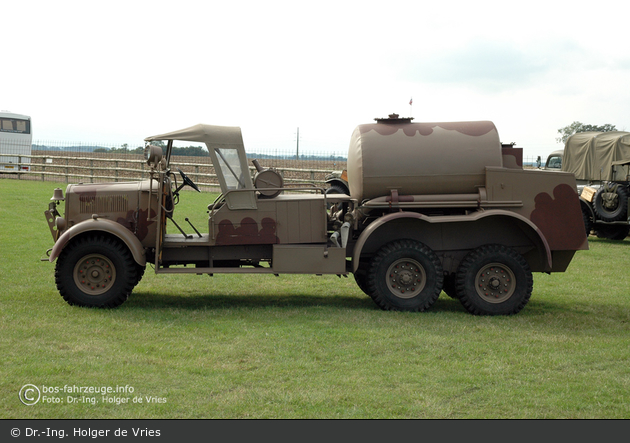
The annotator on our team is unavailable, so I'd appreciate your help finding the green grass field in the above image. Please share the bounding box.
[1,178,629,418]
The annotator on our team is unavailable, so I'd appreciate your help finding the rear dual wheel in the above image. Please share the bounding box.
[366,240,443,312]
[455,244,532,315]
[361,241,531,315]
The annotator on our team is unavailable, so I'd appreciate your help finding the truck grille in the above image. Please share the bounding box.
[79,194,129,214]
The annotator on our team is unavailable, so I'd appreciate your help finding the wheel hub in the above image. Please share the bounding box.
[488,277,501,290]
[386,259,426,299]
[475,263,515,303]
[73,254,116,296]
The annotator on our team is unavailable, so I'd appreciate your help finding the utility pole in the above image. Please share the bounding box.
[296,127,299,160]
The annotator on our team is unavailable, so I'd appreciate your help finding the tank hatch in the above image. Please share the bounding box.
[374,113,414,123]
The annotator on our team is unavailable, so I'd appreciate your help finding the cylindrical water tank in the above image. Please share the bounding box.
[347,117,503,202]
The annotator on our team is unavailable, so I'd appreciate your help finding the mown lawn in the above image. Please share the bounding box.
[1,178,629,418]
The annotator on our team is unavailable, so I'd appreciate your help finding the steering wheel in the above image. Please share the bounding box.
[177,168,200,193]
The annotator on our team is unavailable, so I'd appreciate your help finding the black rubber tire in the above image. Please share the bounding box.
[55,235,137,308]
[326,184,350,211]
[593,185,628,222]
[595,224,630,241]
[455,244,532,316]
[442,273,459,299]
[325,184,349,195]
[353,261,370,295]
[582,204,594,236]
[134,264,146,287]
[366,239,443,312]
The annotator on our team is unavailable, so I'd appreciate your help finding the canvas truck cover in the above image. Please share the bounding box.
[562,131,630,181]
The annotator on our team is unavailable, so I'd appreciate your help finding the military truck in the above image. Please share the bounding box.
[545,132,630,240]
[324,169,349,196]
[43,115,588,315]
[543,150,563,171]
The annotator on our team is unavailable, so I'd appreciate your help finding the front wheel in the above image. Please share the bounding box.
[134,264,146,287]
[595,224,630,241]
[55,235,137,308]
[455,245,532,315]
[353,261,370,295]
[366,240,443,312]
[325,184,348,195]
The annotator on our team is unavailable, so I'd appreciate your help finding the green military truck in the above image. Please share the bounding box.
[43,115,588,315]
[545,131,630,240]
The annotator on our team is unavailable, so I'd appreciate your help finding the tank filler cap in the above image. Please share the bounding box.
[374,113,414,123]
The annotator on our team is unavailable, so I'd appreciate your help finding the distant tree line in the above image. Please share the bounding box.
[556,121,618,144]
[34,143,209,157]
[247,153,347,161]
[95,144,210,157]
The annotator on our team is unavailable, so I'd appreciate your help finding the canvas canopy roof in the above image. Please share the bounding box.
[144,123,244,148]
[562,131,630,181]
[145,124,255,200]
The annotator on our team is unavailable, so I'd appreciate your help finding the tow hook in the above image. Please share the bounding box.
[40,248,53,261]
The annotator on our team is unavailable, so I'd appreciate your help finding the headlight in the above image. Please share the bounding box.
[145,145,163,167]
[55,217,67,231]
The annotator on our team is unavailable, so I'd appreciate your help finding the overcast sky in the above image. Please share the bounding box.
[4,0,629,160]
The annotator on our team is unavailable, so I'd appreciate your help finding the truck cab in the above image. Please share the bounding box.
[544,150,563,170]
[150,125,352,275]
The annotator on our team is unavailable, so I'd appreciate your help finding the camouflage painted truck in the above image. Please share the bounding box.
[545,131,630,240]
[43,115,588,315]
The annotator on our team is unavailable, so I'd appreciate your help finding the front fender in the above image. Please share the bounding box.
[352,210,553,272]
[49,217,146,266]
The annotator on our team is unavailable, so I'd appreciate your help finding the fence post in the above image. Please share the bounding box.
[115,161,119,182]
[66,158,69,184]
[41,156,45,182]
[90,160,94,183]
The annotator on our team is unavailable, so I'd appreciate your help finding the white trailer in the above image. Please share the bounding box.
[0,111,32,172]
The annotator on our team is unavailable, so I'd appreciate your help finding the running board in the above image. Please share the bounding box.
[155,266,348,276]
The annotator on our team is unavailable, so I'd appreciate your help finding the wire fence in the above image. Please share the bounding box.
[0,139,349,191]
[1,139,544,190]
